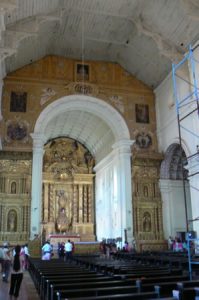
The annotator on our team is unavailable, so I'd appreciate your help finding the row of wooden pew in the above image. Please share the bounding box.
[28,253,199,300]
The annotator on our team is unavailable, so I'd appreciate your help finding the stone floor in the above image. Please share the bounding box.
[0,271,40,300]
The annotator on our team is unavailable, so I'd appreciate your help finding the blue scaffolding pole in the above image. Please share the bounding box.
[172,44,199,280]
[187,236,199,280]
[172,44,199,172]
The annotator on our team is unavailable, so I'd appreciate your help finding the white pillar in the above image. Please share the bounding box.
[159,180,172,238]
[94,156,114,241]
[94,139,133,245]
[187,158,199,237]
[112,140,134,245]
[30,133,45,239]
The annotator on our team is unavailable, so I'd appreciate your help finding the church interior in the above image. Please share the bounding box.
[0,0,199,256]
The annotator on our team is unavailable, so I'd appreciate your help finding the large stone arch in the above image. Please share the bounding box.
[159,143,192,239]
[30,95,134,244]
[160,143,188,180]
[34,95,130,143]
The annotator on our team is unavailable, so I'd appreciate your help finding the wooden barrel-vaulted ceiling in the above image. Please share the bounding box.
[1,0,199,88]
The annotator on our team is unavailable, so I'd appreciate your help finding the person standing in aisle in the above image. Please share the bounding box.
[42,240,53,260]
[9,245,23,299]
[64,240,73,261]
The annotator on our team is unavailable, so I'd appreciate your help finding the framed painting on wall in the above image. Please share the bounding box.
[75,63,90,82]
[10,91,27,112]
[135,104,149,123]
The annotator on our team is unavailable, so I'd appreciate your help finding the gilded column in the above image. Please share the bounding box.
[88,184,92,223]
[0,205,2,231]
[159,204,164,239]
[78,184,83,223]
[24,206,27,232]
[154,207,157,239]
[44,183,49,222]
[30,133,45,239]
[49,184,54,222]
[73,184,78,222]
[2,207,6,232]
[83,185,87,223]
[2,177,5,193]
[23,178,26,194]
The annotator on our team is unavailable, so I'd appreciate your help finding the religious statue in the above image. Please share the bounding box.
[56,208,68,233]
[11,182,16,194]
[7,210,17,232]
[143,212,151,232]
[56,190,72,233]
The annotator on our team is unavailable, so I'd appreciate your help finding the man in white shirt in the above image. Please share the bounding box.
[64,240,73,261]
[42,240,53,260]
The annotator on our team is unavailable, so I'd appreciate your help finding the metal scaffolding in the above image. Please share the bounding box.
[172,45,199,232]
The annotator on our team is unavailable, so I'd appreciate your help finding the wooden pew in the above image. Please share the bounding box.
[56,290,159,300]
[136,275,189,292]
[43,276,121,300]
[28,254,190,300]
[172,287,199,300]
[176,279,199,289]
[50,279,137,300]
[71,296,178,300]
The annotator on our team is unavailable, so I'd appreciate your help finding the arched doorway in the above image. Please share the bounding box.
[30,95,134,244]
[159,143,193,239]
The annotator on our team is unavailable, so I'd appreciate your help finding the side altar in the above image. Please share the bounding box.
[49,233,81,245]
[48,234,100,254]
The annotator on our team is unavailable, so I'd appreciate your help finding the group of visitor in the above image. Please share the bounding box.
[42,239,74,261]
[99,240,135,259]
[168,236,188,252]
[0,242,30,298]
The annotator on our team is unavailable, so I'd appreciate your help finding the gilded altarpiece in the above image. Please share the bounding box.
[42,138,95,241]
[132,154,167,251]
[0,152,31,244]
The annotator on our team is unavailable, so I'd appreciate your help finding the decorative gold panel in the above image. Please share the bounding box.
[1,55,157,152]
[42,138,95,241]
[0,152,32,245]
[132,152,167,251]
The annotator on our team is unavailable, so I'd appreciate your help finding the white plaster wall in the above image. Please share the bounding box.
[155,42,199,238]
[155,44,199,157]
[160,180,192,239]
[155,70,193,156]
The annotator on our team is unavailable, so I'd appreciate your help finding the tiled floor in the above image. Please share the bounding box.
[0,271,40,300]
